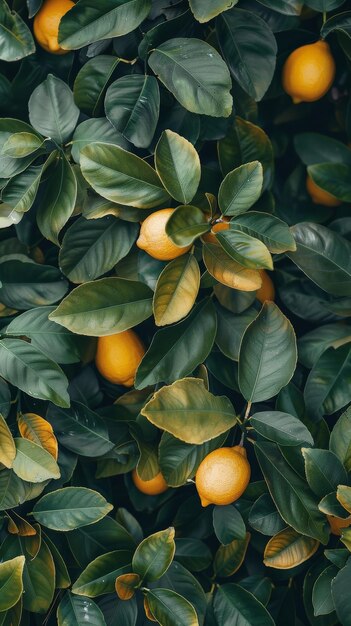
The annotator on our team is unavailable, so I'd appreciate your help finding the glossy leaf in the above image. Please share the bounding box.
[73,55,120,116]
[145,588,198,626]
[0,414,16,468]
[18,413,58,460]
[71,118,129,164]
[153,254,200,326]
[203,243,262,291]
[148,38,233,117]
[166,205,210,246]
[155,130,201,204]
[298,323,351,369]
[49,277,153,336]
[216,229,273,270]
[304,345,351,419]
[214,584,275,626]
[32,487,113,531]
[330,406,351,471]
[302,448,348,499]
[57,592,107,626]
[250,411,313,446]
[132,528,175,582]
[239,302,297,403]
[189,0,238,22]
[331,559,351,626]
[232,212,296,253]
[2,165,43,213]
[214,533,250,577]
[72,550,132,597]
[248,493,286,536]
[308,162,351,202]
[141,377,236,444]
[28,75,79,144]
[0,1,35,61]
[12,438,60,482]
[0,557,25,612]
[213,505,246,543]
[218,161,263,216]
[312,565,338,617]
[263,528,319,569]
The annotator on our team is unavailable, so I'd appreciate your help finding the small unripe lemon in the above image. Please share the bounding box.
[95,330,145,387]
[137,208,191,261]
[132,469,168,495]
[195,446,251,507]
[306,175,341,207]
[33,0,74,55]
[282,40,335,104]
[327,514,351,536]
[256,270,275,304]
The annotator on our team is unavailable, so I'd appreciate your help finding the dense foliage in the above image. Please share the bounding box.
[1,0,351,624]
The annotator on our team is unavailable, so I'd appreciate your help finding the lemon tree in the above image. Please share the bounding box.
[0,1,351,624]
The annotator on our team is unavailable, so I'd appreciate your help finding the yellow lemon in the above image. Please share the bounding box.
[95,330,145,387]
[195,446,251,507]
[282,40,335,103]
[33,0,74,55]
[306,175,341,207]
[137,208,191,261]
[132,469,168,495]
[202,219,230,244]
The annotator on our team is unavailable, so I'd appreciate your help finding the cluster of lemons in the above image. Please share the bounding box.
[32,1,346,520]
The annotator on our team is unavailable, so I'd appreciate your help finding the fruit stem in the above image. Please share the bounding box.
[322,10,327,23]
[239,401,252,446]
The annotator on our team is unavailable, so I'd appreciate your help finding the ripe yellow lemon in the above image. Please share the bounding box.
[33,0,74,55]
[202,220,230,244]
[306,175,341,207]
[136,208,191,261]
[195,446,251,507]
[132,469,168,495]
[95,330,145,387]
[282,40,335,103]
[327,514,351,536]
[256,270,275,304]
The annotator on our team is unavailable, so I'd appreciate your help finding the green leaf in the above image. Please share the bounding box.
[158,432,225,487]
[58,0,151,50]
[46,401,113,457]
[214,583,275,626]
[321,11,351,38]
[148,38,233,118]
[330,406,351,471]
[232,212,296,253]
[36,153,77,245]
[49,277,153,336]
[0,470,29,511]
[0,339,70,408]
[331,559,351,626]
[218,162,263,216]
[337,485,351,514]
[141,377,236,444]
[175,538,212,572]
[308,163,351,202]
[302,448,348,499]
[12,438,60,483]
[318,492,347,518]
[216,229,273,270]
[153,254,200,326]
[59,216,138,283]
[2,165,43,214]
[213,505,246,543]
[32,487,113,531]
[189,0,238,22]
[0,258,68,310]
[0,414,16,469]
[215,303,258,362]
[288,223,351,297]
[1,132,43,158]
[294,132,351,167]
[155,130,201,204]
[132,528,175,582]
[5,306,83,365]
[166,205,209,246]
[66,516,135,568]
[298,323,351,369]
[255,442,329,543]
[74,55,120,116]
[239,576,272,606]
[80,143,169,208]
[304,345,351,419]
[135,298,217,388]
[57,592,107,626]
[250,411,313,446]
[145,588,199,626]
[42,533,71,589]
[0,1,35,61]
[72,550,132,597]
[239,302,297,403]
[0,557,25,612]
[217,8,277,101]
[28,75,79,144]
[105,75,160,149]
[312,565,337,617]
[203,243,262,291]
[248,493,286,536]
[214,533,250,577]
[263,528,319,569]
[71,118,129,164]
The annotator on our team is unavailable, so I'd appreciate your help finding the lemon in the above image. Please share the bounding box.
[132,469,168,495]
[282,40,335,104]
[95,330,145,387]
[33,0,74,55]
[137,208,191,261]
[195,446,251,507]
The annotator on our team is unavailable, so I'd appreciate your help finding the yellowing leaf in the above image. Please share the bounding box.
[153,254,200,326]
[203,243,262,291]
[263,527,319,569]
[0,413,16,468]
[18,413,58,460]
[337,485,351,514]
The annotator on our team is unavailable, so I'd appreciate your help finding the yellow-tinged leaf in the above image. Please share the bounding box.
[203,243,262,291]
[214,533,250,577]
[115,572,140,600]
[263,527,319,569]
[18,413,58,460]
[153,254,200,326]
[144,596,157,622]
[7,511,37,536]
[337,485,351,514]
[0,414,16,468]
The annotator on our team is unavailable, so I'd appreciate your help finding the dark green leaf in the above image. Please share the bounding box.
[132,528,175,582]
[145,588,199,626]
[71,550,132,597]
[304,345,351,419]
[213,505,246,543]
[155,130,201,204]
[175,538,212,572]
[250,411,313,446]
[0,258,68,310]
[74,55,120,116]
[313,565,337,617]
[0,1,35,61]
[298,324,351,369]
[248,493,286,536]
[308,163,351,202]
[214,534,250,577]
[28,75,79,144]
[331,558,351,626]
[71,118,129,164]
[166,205,209,246]
[32,487,113,531]
[189,0,238,22]
[214,583,275,626]
[218,162,263,216]
[57,592,107,626]
[330,405,351,471]
[216,229,273,270]
[232,212,296,253]
[302,448,348,499]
